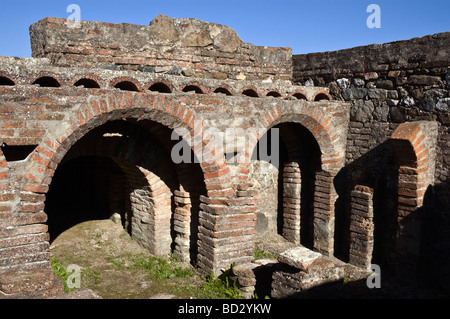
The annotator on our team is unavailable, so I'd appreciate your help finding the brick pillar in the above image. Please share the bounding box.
[395,166,428,283]
[282,162,301,244]
[197,185,256,276]
[173,190,192,263]
[349,185,374,271]
[313,170,337,256]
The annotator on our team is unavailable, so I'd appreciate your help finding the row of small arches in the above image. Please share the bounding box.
[0,74,331,101]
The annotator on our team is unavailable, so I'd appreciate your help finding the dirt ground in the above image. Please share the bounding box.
[50,218,448,299]
[49,219,204,299]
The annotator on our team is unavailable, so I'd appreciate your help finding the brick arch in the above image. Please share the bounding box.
[48,120,180,256]
[237,104,344,255]
[210,84,234,96]
[312,90,332,101]
[245,104,342,173]
[25,92,232,198]
[0,71,18,85]
[109,76,142,91]
[145,78,174,93]
[28,72,64,87]
[240,86,260,97]
[68,74,104,88]
[288,89,308,101]
[180,82,207,94]
[389,121,438,282]
[391,121,437,213]
[20,92,234,275]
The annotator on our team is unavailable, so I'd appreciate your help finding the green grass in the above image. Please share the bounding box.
[127,253,195,280]
[51,252,243,299]
[50,256,77,293]
[253,249,278,260]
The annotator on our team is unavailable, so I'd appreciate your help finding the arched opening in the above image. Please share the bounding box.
[44,118,206,265]
[314,93,331,101]
[266,91,282,98]
[45,156,126,242]
[213,87,232,96]
[182,85,204,94]
[148,82,172,94]
[242,89,259,98]
[32,76,60,88]
[0,76,15,86]
[333,140,399,274]
[251,122,321,249]
[114,81,139,92]
[74,78,101,89]
[292,92,307,100]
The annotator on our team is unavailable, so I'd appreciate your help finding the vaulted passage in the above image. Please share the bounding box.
[252,122,321,249]
[44,119,206,265]
[45,156,127,241]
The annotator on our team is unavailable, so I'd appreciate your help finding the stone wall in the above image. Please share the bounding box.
[293,32,450,288]
[30,15,292,82]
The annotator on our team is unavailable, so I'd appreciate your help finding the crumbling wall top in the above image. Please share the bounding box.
[29,15,293,82]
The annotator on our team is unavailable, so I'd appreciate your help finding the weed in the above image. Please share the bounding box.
[254,249,277,260]
[197,264,243,299]
[50,256,75,293]
[130,253,194,280]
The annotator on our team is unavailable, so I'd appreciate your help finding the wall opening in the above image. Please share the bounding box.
[333,141,399,274]
[182,85,204,94]
[32,76,60,88]
[74,78,101,89]
[291,92,307,100]
[45,156,124,242]
[213,87,232,96]
[0,76,15,86]
[251,123,320,249]
[0,144,37,161]
[314,93,330,101]
[114,81,139,91]
[44,118,206,265]
[242,89,259,98]
[148,82,172,94]
[266,91,282,98]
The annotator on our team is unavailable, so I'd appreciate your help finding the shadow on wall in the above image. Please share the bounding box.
[333,141,450,293]
[334,140,399,273]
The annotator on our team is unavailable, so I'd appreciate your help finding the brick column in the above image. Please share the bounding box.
[349,185,374,271]
[313,170,338,256]
[282,162,301,244]
[197,185,256,276]
[173,190,192,263]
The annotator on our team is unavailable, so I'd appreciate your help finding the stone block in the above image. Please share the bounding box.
[278,246,322,271]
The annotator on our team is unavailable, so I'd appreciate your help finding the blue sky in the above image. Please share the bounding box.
[0,0,449,57]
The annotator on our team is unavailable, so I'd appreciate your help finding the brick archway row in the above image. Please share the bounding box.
[0,70,332,101]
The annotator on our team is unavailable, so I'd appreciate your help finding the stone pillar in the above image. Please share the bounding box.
[349,185,374,271]
[173,190,192,263]
[282,162,301,244]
